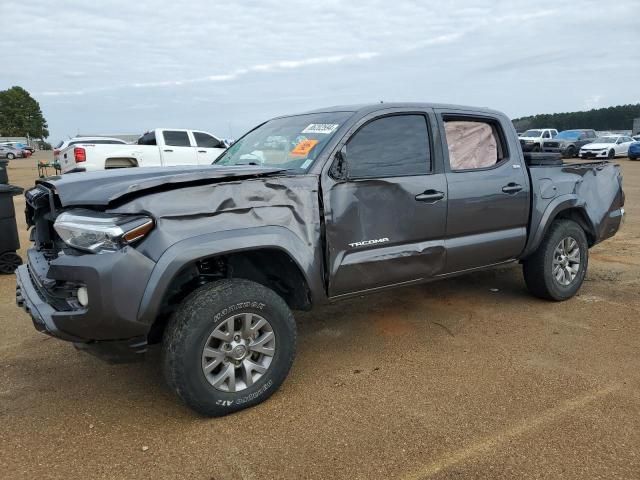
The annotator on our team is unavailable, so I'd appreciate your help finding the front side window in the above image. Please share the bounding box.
[194,132,222,148]
[346,115,430,178]
[444,120,504,171]
[163,130,191,147]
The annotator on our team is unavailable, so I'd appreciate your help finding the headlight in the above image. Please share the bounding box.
[54,209,154,253]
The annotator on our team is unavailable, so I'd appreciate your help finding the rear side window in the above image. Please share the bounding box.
[194,132,221,148]
[163,130,191,147]
[346,115,430,178]
[443,119,506,171]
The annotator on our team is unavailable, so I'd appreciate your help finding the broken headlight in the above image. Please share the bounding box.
[54,209,154,253]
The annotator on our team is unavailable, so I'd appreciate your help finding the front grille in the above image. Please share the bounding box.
[544,141,559,148]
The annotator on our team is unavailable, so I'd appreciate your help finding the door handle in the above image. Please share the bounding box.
[415,190,445,203]
[163,149,173,152]
[502,183,523,194]
[198,150,207,153]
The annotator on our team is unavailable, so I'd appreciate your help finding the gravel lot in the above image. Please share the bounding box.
[1,152,639,479]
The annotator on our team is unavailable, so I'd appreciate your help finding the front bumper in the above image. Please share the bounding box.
[16,246,156,362]
[580,150,609,158]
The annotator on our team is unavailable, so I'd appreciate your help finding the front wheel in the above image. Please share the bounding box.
[608,149,615,159]
[163,279,296,416]
[564,145,576,158]
[523,220,588,301]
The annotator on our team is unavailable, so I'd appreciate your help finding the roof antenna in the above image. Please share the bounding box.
[380,100,384,103]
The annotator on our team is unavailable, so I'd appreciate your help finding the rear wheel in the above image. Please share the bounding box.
[523,220,588,301]
[6,153,15,160]
[163,279,296,416]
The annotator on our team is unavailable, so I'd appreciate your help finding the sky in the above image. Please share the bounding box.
[1,0,638,143]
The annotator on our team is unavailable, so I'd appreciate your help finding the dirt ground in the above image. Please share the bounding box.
[1,152,639,479]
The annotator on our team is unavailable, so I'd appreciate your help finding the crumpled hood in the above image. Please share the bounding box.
[37,165,286,207]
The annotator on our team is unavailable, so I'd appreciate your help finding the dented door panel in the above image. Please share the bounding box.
[324,175,448,297]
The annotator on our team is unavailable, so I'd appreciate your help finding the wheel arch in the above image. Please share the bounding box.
[105,157,139,169]
[522,196,596,258]
[138,227,322,342]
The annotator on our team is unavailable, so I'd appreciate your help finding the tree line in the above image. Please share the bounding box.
[513,104,640,132]
[0,86,49,139]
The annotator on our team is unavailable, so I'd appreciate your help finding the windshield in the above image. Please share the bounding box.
[521,129,542,137]
[596,137,617,144]
[215,112,352,172]
[556,131,582,140]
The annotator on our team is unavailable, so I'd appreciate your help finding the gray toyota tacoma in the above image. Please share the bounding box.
[16,103,625,416]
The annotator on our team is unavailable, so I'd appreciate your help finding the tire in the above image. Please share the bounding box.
[6,153,15,160]
[608,149,615,159]
[522,220,588,301]
[163,278,296,416]
[565,145,576,158]
[532,144,541,152]
[0,252,22,274]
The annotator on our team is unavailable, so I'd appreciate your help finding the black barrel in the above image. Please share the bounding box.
[0,159,8,184]
[0,184,24,274]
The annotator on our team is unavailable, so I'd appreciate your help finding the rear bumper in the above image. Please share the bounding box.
[15,247,157,362]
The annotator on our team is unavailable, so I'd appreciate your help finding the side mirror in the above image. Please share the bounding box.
[329,146,348,180]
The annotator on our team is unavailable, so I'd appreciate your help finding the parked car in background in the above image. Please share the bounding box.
[519,128,558,151]
[54,137,128,165]
[0,145,24,159]
[1,142,35,154]
[59,128,226,174]
[543,129,599,158]
[580,135,635,159]
[628,138,640,160]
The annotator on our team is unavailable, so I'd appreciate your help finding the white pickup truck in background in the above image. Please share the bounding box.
[59,128,227,174]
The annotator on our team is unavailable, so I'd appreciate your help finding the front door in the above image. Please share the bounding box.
[323,112,448,297]
[436,111,530,273]
[160,130,197,166]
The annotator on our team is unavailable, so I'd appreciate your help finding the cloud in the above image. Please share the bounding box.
[2,0,638,142]
[41,51,380,96]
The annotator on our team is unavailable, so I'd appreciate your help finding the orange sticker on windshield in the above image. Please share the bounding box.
[291,139,319,156]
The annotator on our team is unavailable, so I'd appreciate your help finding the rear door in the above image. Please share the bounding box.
[192,131,226,165]
[322,110,448,297]
[436,110,530,273]
[160,130,197,166]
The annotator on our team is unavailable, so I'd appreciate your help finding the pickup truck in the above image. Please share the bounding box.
[59,128,227,173]
[542,129,599,158]
[519,128,558,151]
[54,136,128,166]
[16,103,625,416]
